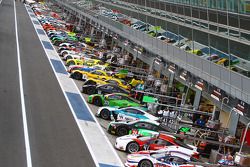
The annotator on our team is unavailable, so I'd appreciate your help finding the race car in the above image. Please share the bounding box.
[129,78,144,87]
[84,59,102,66]
[67,65,94,73]
[96,106,157,121]
[71,69,112,81]
[82,77,130,90]
[59,42,75,48]
[58,47,76,56]
[67,64,109,73]
[65,58,84,66]
[115,133,196,153]
[88,92,137,106]
[62,52,83,61]
[124,146,201,167]
[107,119,171,136]
[66,58,105,67]
[104,78,131,90]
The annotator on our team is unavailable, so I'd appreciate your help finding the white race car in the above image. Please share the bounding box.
[59,50,76,57]
[115,134,158,152]
[59,42,75,48]
[115,132,197,154]
[125,146,202,167]
[63,53,86,61]
[96,106,158,121]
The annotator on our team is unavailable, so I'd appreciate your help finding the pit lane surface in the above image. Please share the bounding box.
[73,80,128,163]
[0,1,95,166]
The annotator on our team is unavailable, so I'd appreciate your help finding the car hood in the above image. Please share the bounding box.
[144,113,159,121]
[126,153,150,162]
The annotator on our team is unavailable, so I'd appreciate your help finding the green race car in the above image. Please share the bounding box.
[87,93,141,107]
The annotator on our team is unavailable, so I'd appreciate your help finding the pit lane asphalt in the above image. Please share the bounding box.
[71,79,128,163]
[0,1,95,166]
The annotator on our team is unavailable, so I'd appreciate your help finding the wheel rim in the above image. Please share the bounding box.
[101,110,109,119]
[88,88,94,95]
[118,127,127,136]
[128,143,139,153]
[140,161,151,167]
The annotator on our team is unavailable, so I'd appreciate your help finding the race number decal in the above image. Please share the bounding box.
[131,129,138,134]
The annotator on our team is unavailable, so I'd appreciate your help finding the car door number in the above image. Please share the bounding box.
[117,114,125,121]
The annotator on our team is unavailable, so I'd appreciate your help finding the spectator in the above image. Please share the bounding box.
[131,60,137,67]
[196,115,206,127]
[124,54,129,65]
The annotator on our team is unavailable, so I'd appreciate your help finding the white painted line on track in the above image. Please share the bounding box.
[0,0,3,5]
[14,1,32,167]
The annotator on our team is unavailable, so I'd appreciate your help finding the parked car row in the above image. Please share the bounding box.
[97,2,242,72]
[30,2,234,167]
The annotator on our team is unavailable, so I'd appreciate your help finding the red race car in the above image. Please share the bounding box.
[115,133,197,154]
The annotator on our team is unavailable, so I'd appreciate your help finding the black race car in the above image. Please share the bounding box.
[82,83,129,95]
[107,119,171,136]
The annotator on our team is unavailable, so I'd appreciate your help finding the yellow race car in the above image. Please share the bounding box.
[84,59,109,67]
[129,78,144,87]
[70,69,112,81]
[65,58,84,66]
[66,58,109,67]
[86,78,131,90]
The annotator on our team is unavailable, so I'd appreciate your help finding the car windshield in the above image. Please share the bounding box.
[122,96,137,103]
[120,80,127,85]
[138,136,152,141]
[94,66,102,70]
[151,153,166,159]
[87,60,94,63]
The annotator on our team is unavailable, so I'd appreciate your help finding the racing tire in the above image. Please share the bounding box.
[66,56,73,61]
[126,141,140,153]
[67,61,75,66]
[100,109,110,120]
[73,72,82,80]
[61,51,67,57]
[86,87,96,95]
[53,41,61,46]
[138,159,153,167]
[116,126,128,136]
[87,80,97,85]
[93,97,102,106]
